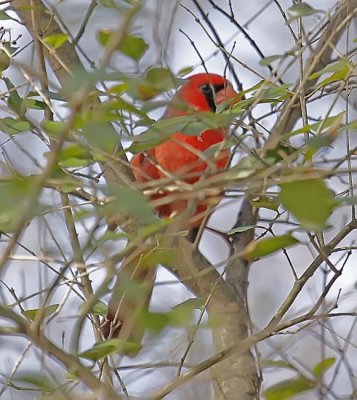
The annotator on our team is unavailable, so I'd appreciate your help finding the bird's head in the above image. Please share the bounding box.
[167,73,239,116]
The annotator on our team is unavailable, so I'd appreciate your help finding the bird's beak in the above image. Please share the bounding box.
[215,83,239,107]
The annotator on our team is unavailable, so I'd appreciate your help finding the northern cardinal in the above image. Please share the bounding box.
[102,73,238,345]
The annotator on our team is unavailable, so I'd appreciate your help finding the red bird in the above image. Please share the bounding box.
[131,73,238,228]
[103,73,238,345]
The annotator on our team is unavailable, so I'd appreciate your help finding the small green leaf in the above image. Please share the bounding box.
[262,359,296,371]
[139,311,170,332]
[58,157,92,168]
[94,230,128,245]
[244,234,299,260]
[54,143,93,168]
[41,119,64,137]
[12,372,55,393]
[225,155,265,180]
[228,225,256,235]
[140,300,201,333]
[173,298,205,311]
[0,117,31,135]
[79,339,141,360]
[288,3,322,20]
[264,376,314,399]
[106,183,156,225]
[309,60,353,87]
[4,77,24,116]
[83,122,119,154]
[0,50,10,73]
[98,30,148,61]
[23,98,46,110]
[280,177,337,231]
[170,298,205,326]
[178,65,194,76]
[0,177,41,232]
[47,174,82,193]
[259,55,283,66]
[250,196,280,211]
[287,112,345,137]
[125,67,181,100]
[65,371,79,381]
[340,119,357,131]
[22,304,59,321]
[44,33,69,49]
[92,300,108,316]
[312,357,336,378]
[0,11,12,20]
[260,83,292,100]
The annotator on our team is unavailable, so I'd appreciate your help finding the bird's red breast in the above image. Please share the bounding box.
[131,73,239,228]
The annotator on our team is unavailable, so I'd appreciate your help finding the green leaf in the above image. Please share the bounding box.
[260,83,292,100]
[264,377,314,399]
[94,230,128,245]
[262,359,296,371]
[173,297,205,311]
[288,113,345,137]
[105,98,152,122]
[0,11,12,20]
[288,3,322,20]
[44,33,69,49]
[62,68,128,97]
[64,371,79,381]
[169,298,205,326]
[140,299,202,333]
[92,300,108,316]
[98,30,148,61]
[79,339,141,360]
[259,55,283,66]
[58,157,92,168]
[244,233,299,260]
[0,117,31,135]
[139,311,170,332]
[23,98,46,110]
[125,67,181,100]
[309,60,353,87]
[0,50,10,73]
[4,77,24,116]
[250,196,280,211]
[0,177,40,232]
[133,110,239,149]
[98,0,117,7]
[340,119,357,131]
[41,119,64,137]
[57,144,92,168]
[228,225,256,235]
[280,177,337,231]
[107,184,156,225]
[225,155,265,180]
[82,122,119,154]
[12,372,55,393]
[22,304,59,321]
[312,357,336,378]
[47,172,82,193]
[178,65,194,76]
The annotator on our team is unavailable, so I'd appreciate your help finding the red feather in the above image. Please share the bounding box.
[131,73,238,227]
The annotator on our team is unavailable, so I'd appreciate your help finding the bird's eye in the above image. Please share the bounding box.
[201,84,212,94]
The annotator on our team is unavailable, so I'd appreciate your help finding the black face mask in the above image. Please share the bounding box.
[200,83,225,112]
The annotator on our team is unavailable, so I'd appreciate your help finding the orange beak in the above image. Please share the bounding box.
[215,83,239,108]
